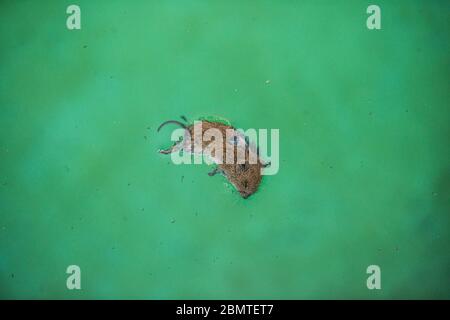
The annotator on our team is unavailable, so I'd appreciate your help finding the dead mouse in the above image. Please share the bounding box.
[157,117,269,199]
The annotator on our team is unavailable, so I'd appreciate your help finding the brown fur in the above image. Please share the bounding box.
[158,120,266,199]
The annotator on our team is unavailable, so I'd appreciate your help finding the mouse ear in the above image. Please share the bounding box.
[262,161,271,168]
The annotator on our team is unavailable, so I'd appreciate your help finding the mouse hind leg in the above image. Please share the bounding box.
[158,141,182,154]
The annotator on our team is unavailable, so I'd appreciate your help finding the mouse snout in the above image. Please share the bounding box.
[240,190,250,199]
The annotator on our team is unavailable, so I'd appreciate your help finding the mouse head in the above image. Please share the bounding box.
[231,164,261,199]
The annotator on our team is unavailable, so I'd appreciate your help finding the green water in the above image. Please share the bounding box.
[0,1,449,299]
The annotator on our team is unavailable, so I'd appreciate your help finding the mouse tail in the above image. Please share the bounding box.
[157,120,187,132]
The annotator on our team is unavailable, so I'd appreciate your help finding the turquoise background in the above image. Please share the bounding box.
[0,1,449,299]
